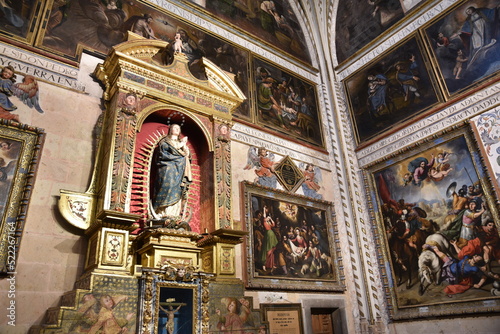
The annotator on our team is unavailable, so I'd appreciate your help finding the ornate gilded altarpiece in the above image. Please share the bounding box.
[43,33,250,333]
[0,120,44,276]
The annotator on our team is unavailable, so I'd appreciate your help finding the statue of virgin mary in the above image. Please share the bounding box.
[152,124,192,219]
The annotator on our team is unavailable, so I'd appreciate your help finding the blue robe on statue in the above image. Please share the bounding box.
[153,139,189,213]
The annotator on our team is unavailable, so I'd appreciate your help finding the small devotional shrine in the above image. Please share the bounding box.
[54,34,249,333]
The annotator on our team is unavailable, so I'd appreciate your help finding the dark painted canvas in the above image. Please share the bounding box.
[344,36,440,143]
[424,0,500,95]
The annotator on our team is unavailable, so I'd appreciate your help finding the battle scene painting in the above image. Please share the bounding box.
[185,0,311,64]
[424,0,500,96]
[243,182,339,291]
[371,129,500,318]
[344,36,440,144]
[254,57,323,147]
[335,0,426,64]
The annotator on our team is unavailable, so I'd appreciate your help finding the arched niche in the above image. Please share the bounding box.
[131,105,214,234]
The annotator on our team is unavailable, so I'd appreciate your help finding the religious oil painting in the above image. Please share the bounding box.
[0,121,44,276]
[368,126,500,319]
[344,36,440,144]
[0,0,44,43]
[424,0,500,96]
[185,0,311,64]
[335,0,427,64]
[253,57,324,147]
[38,0,251,117]
[242,182,341,291]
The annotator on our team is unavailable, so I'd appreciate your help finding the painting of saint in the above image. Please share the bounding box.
[344,37,440,143]
[425,0,500,95]
[372,133,500,311]
[0,137,21,220]
[253,58,323,147]
[185,0,311,64]
[335,0,426,64]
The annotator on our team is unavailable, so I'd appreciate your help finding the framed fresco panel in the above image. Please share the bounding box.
[184,0,311,65]
[335,0,428,65]
[366,125,500,320]
[0,0,45,44]
[0,120,44,276]
[344,35,441,144]
[242,182,342,291]
[423,0,500,97]
[253,57,324,148]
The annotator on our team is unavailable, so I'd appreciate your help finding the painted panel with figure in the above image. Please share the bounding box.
[424,0,500,96]
[0,0,44,43]
[185,0,311,64]
[344,36,440,144]
[242,182,342,291]
[0,121,44,276]
[335,0,427,64]
[368,126,500,319]
[471,109,500,201]
[253,57,323,147]
[39,0,251,117]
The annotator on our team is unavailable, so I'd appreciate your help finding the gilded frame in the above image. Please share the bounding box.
[0,120,44,276]
[422,0,500,98]
[261,303,304,334]
[252,56,324,148]
[344,33,442,145]
[0,0,46,45]
[242,182,342,291]
[365,124,500,320]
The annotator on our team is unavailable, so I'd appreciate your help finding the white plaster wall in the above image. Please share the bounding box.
[0,58,103,332]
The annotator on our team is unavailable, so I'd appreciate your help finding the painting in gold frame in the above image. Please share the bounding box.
[365,124,500,320]
[262,303,304,334]
[242,181,342,291]
[0,120,44,276]
[0,0,45,45]
[423,0,500,97]
[253,56,324,148]
[344,34,441,144]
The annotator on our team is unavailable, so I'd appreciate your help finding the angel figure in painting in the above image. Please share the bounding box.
[244,146,278,188]
[69,293,134,333]
[216,297,251,333]
[152,124,192,221]
[301,163,322,199]
[0,66,44,122]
